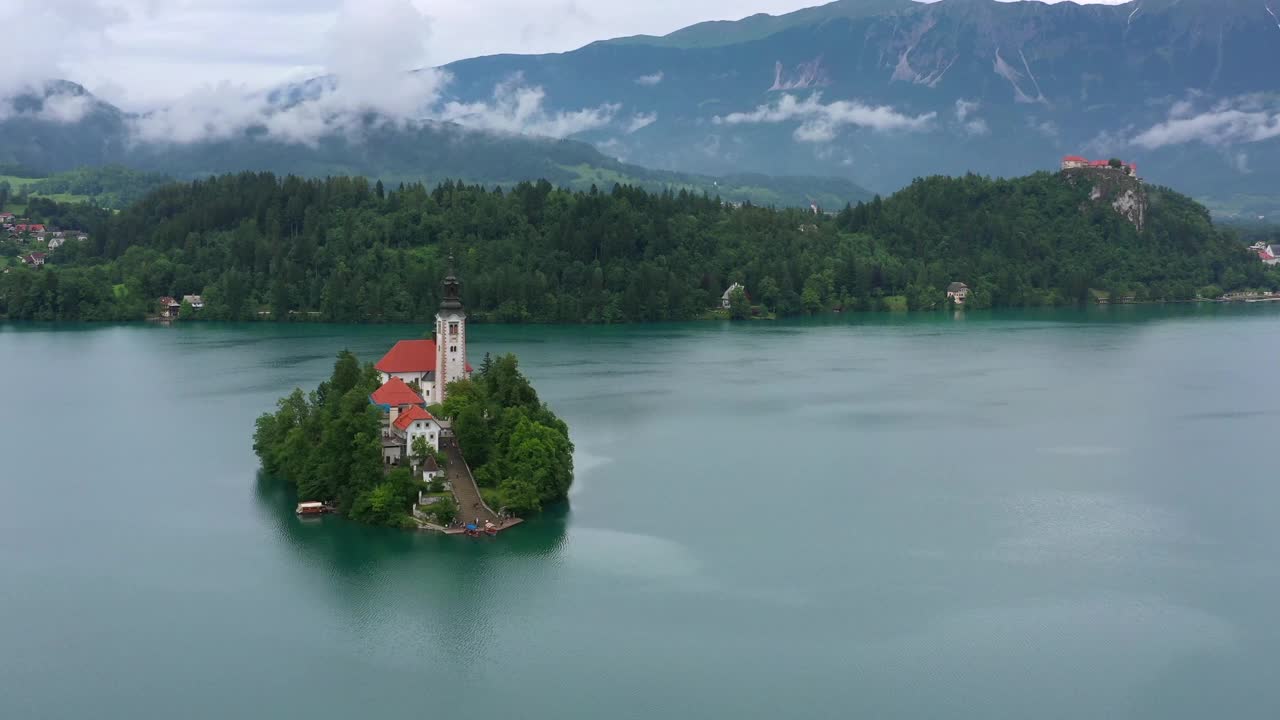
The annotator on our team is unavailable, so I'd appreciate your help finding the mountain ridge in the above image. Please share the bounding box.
[0,81,872,209]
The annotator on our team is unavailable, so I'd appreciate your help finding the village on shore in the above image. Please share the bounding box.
[1,211,90,271]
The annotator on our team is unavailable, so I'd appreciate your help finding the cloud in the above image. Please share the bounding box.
[124,1,624,146]
[0,0,124,100]
[954,99,988,136]
[38,91,94,123]
[130,0,445,146]
[625,112,657,133]
[955,99,979,122]
[437,74,620,139]
[713,93,935,143]
[1029,118,1059,139]
[635,71,664,86]
[1132,105,1280,149]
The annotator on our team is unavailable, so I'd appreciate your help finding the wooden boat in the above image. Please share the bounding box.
[296,502,328,516]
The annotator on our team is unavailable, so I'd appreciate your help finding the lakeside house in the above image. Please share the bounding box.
[721,282,748,309]
[1251,242,1280,266]
[157,296,180,318]
[947,282,970,305]
[182,294,205,309]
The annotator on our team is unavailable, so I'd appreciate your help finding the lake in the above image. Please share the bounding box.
[3,306,1279,719]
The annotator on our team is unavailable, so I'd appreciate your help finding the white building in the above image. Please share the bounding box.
[394,405,443,454]
[947,282,970,305]
[721,282,746,309]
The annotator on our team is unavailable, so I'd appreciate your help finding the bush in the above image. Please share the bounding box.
[428,496,457,525]
[480,488,504,513]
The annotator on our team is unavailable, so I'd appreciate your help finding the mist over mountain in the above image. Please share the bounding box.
[2,0,1277,216]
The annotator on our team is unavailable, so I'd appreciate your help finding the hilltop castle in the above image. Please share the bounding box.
[1061,155,1138,178]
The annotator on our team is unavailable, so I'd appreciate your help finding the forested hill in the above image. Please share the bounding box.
[1,171,1274,322]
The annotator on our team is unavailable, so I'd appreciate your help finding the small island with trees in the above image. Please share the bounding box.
[253,266,573,533]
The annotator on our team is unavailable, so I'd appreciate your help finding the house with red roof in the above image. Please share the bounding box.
[369,377,426,423]
[157,296,180,318]
[380,405,443,466]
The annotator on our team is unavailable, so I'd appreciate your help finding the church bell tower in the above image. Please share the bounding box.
[434,257,468,405]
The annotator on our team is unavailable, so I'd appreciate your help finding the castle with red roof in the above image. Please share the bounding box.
[1061,155,1138,178]
[369,260,472,467]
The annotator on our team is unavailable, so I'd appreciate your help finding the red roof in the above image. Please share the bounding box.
[393,405,435,431]
[376,338,473,373]
[376,339,438,373]
[370,377,424,407]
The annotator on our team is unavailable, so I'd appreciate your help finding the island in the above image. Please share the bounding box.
[253,263,573,532]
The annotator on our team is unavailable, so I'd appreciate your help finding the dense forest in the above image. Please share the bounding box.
[2,170,1276,322]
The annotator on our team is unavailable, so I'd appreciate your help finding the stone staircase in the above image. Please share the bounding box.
[442,438,498,525]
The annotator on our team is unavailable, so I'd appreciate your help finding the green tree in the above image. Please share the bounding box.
[411,435,431,470]
[727,286,750,320]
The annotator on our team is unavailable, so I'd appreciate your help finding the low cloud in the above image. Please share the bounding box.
[1029,118,1059,139]
[38,91,94,123]
[635,71,664,86]
[124,1,624,146]
[1132,105,1280,149]
[130,0,446,146]
[955,100,988,136]
[713,93,935,143]
[438,74,619,139]
[625,112,657,134]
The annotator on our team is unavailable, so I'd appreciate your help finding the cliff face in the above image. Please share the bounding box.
[1063,167,1148,232]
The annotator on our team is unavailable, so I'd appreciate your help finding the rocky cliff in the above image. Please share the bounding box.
[1063,167,1148,232]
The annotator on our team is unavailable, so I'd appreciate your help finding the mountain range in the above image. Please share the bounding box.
[2,0,1278,216]
[440,0,1280,217]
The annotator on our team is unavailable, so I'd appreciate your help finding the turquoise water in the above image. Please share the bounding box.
[2,307,1279,718]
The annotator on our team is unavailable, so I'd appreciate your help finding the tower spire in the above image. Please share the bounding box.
[440,255,463,311]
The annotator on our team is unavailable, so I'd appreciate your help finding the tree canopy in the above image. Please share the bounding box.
[253,350,419,528]
[443,354,574,515]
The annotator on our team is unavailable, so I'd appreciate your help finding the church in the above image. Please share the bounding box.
[370,261,472,465]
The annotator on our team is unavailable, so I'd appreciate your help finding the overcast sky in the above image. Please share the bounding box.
[2,0,1130,109]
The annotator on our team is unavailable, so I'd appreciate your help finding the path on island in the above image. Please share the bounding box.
[442,437,500,526]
